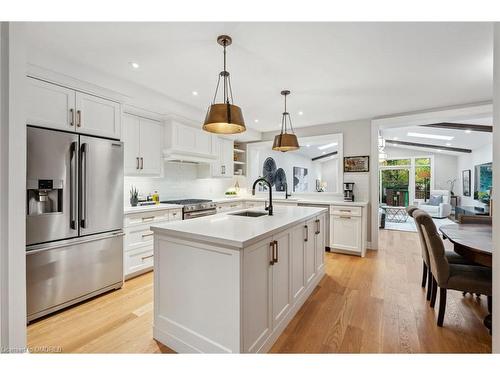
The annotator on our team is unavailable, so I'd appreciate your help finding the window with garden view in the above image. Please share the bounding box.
[379,156,432,207]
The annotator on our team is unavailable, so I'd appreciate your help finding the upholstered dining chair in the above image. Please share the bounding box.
[407,207,475,304]
[414,210,492,326]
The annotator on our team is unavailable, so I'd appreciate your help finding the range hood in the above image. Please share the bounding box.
[163,150,216,165]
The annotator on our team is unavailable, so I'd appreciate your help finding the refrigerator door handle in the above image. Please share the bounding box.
[70,141,78,229]
[80,142,88,228]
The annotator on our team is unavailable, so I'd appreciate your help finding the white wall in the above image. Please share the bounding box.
[384,146,459,191]
[319,157,339,193]
[124,163,247,206]
[0,22,27,352]
[492,22,500,354]
[456,143,493,208]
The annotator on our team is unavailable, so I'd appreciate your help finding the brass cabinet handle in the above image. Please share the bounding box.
[339,216,351,219]
[142,216,155,222]
[70,108,75,126]
[339,209,351,212]
[315,219,320,235]
[304,225,308,242]
[140,157,144,170]
[269,241,275,265]
[136,157,140,170]
[141,254,154,261]
[141,232,154,238]
[76,110,82,127]
[273,240,278,264]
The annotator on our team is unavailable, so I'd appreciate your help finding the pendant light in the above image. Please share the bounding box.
[203,35,246,134]
[272,90,300,152]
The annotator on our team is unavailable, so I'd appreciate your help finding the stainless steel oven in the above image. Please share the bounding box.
[160,199,217,220]
[183,208,217,220]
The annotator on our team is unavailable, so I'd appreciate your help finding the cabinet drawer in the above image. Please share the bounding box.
[169,209,182,221]
[330,205,362,217]
[124,210,170,227]
[124,246,154,277]
[124,224,155,251]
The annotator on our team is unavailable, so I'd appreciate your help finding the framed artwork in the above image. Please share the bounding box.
[462,169,471,197]
[344,156,369,173]
[293,167,308,192]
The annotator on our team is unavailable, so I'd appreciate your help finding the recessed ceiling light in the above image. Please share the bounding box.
[254,119,259,123]
[298,111,304,116]
[393,137,399,140]
[306,144,311,147]
[437,149,443,152]
[317,142,338,150]
[322,151,326,155]
[407,132,454,141]
[192,91,199,96]
[446,142,452,146]
[465,129,472,134]
[129,62,140,69]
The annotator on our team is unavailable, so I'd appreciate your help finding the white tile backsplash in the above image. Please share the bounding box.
[124,163,247,206]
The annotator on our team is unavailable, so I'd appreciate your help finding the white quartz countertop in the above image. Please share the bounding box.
[124,203,183,214]
[212,196,369,207]
[151,206,328,249]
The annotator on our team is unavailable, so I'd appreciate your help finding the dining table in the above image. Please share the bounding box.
[439,223,492,333]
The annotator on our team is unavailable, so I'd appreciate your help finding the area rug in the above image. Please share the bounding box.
[384,216,455,232]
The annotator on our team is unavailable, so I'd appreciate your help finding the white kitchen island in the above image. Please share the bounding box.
[151,206,327,353]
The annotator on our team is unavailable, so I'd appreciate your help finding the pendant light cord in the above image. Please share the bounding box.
[211,38,235,105]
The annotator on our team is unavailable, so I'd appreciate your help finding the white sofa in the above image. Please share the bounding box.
[415,190,452,218]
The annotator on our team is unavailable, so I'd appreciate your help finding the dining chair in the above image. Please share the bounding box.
[414,210,492,326]
[458,215,492,225]
[407,207,475,303]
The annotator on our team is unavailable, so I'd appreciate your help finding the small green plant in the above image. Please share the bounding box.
[129,186,139,206]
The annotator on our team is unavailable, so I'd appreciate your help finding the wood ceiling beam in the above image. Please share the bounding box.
[312,151,338,161]
[385,140,471,153]
[420,122,492,133]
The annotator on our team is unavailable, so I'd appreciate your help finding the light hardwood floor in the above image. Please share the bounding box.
[27,229,492,353]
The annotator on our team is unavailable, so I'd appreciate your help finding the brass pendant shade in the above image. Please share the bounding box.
[272,90,300,152]
[203,35,246,135]
[272,133,300,152]
[203,103,245,134]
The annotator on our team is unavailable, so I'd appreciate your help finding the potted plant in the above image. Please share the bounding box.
[130,186,139,207]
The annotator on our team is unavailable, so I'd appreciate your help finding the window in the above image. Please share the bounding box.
[380,158,411,167]
[379,156,433,207]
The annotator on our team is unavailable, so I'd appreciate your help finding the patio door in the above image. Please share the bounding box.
[380,168,410,206]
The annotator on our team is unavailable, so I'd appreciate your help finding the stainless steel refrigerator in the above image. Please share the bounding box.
[26,126,124,322]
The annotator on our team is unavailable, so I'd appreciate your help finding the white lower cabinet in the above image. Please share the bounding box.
[329,204,365,256]
[123,208,182,278]
[242,214,325,353]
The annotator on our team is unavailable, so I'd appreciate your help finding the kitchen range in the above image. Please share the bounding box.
[161,199,217,220]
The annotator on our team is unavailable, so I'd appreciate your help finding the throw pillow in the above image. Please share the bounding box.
[428,195,443,206]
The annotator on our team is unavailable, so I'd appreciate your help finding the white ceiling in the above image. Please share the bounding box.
[24,22,493,132]
[381,117,492,155]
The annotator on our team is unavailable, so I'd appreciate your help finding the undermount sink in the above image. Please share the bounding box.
[229,210,268,217]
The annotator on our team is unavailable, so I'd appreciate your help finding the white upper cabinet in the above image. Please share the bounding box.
[26,77,76,131]
[123,115,141,175]
[75,92,121,139]
[122,113,162,176]
[164,120,216,159]
[139,118,162,175]
[26,77,121,139]
[211,137,234,178]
